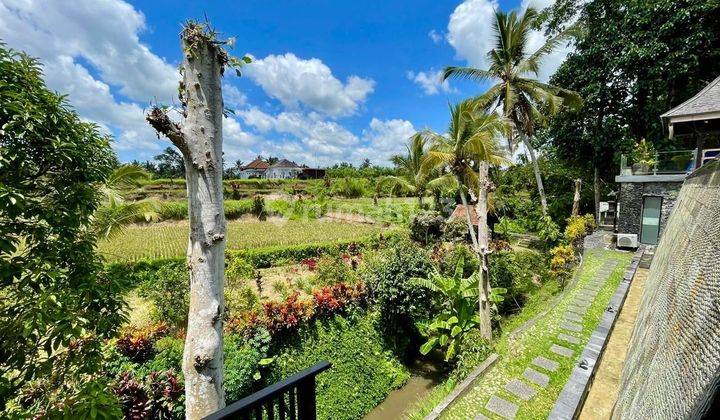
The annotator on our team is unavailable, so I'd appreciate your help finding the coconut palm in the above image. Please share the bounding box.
[379,132,434,207]
[423,101,508,339]
[442,7,582,215]
[93,164,160,238]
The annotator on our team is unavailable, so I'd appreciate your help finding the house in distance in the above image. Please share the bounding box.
[238,156,325,179]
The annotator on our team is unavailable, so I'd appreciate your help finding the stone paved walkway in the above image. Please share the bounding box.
[578,267,650,419]
[441,248,631,420]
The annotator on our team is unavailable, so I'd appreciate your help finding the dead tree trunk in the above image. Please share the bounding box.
[147,23,229,419]
[475,161,492,340]
[572,178,582,216]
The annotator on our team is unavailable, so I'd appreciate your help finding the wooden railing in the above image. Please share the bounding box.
[203,361,331,420]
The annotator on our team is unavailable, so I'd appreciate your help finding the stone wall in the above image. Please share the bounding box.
[617,181,682,240]
[612,161,720,419]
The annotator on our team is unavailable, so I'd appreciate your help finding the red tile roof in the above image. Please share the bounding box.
[450,204,479,226]
[242,158,269,170]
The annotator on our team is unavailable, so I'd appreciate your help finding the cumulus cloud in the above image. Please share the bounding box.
[223,83,247,108]
[235,107,415,166]
[446,0,570,82]
[407,69,455,95]
[0,0,179,158]
[243,53,375,117]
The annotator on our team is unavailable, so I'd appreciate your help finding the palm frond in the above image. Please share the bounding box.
[443,66,494,83]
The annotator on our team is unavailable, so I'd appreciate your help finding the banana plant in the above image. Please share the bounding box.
[413,257,506,361]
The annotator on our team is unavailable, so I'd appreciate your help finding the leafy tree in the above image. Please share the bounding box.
[443,7,582,215]
[154,146,185,179]
[0,45,126,415]
[266,156,279,165]
[423,101,507,339]
[541,0,720,215]
[360,158,371,169]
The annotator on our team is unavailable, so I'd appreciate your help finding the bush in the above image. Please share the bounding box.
[361,241,434,340]
[116,323,170,363]
[136,262,189,329]
[536,215,561,246]
[313,255,358,287]
[550,244,576,287]
[114,370,183,419]
[410,210,446,244]
[266,311,409,420]
[450,329,493,382]
[564,216,587,245]
[583,213,597,233]
[331,177,367,198]
[442,217,468,242]
[489,250,549,314]
[435,243,479,278]
[224,332,271,403]
[251,195,267,220]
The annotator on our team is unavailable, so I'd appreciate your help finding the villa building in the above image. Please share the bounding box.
[238,157,270,179]
[239,157,325,179]
[615,75,720,245]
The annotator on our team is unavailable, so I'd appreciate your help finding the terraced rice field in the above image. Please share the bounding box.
[99,218,385,262]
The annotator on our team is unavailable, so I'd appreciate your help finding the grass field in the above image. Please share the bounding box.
[99,218,385,262]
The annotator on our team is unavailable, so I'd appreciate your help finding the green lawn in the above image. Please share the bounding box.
[98,219,385,262]
[441,249,632,419]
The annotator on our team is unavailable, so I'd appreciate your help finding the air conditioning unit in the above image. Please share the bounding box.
[617,233,639,249]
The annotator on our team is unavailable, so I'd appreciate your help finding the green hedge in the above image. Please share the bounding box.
[154,199,254,221]
[267,311,410,420]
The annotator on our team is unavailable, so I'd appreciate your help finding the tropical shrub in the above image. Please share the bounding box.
[550,244,576,287]
[136,262,189,329]
[224,331,271,403]
[331,177,367,198]
[266,311,409,420]
[442,217,468,242]
[413,258,505,361]
[261,293,315,334]
[583,213,597,233]
[489,251,549,314]
[312,283,367,316]
[114,370,183,419]
[409,210,446,244]
[361,241,434,338]
[564,215,588,245]
[252,195,267,220]
[450,329,493,381]
[116,323,170,363]
[536,214,561,246]
[435,243,479,278]
[313,255,358,287]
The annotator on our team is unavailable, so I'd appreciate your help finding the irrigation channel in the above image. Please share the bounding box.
[363,359,445,419]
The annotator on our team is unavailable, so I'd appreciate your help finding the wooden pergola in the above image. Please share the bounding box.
[661,75,720,168]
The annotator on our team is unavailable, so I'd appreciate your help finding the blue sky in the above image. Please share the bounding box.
[0,0,562,167]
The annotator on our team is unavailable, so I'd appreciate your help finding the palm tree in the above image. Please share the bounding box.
[93,164,160,238]
[379,132,433,207]
[423,101,508,339]
[443,7,582,215]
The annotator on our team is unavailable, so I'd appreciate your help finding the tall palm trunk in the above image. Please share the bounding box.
[521,135,549,215]
[457,179,479,251]
[475,162,492,340]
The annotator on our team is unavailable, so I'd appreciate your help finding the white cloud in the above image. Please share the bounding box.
[243,53,375,117]
[446,0,570,82]
[351,118,416,165]
[0,0,179,159]
[223,84,247,108]
[407,69,455,95]
[428,29,444,44]
[235,107,415,166]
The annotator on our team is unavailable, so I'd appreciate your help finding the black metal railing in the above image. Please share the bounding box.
[203,361,331,420]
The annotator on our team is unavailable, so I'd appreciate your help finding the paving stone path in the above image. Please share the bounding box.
[477,259,618,419]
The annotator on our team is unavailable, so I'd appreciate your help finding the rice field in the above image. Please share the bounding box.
[99,218,385,262]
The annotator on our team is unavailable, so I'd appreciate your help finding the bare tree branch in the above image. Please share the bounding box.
[146,107,188,154]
